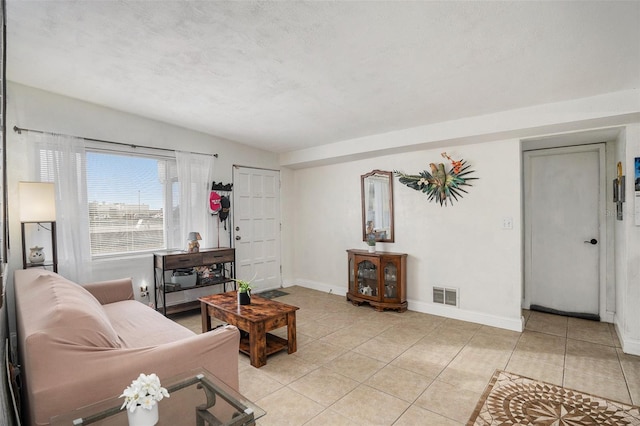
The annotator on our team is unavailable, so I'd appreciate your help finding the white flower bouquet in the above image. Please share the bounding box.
[120,373,170,412]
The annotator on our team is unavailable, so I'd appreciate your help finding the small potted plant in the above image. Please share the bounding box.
[367,233,377,253]
[120,373,170,426]
[235,279,253,305]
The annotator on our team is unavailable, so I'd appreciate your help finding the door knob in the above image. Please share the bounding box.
[584,238,598,245]
[235,236,241,240]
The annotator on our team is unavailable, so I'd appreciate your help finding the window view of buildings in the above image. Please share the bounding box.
[89,201,164,255]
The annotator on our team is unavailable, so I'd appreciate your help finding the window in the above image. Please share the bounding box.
[86,151,177,256]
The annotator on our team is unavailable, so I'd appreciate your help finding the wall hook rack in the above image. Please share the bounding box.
[211,182,233,191]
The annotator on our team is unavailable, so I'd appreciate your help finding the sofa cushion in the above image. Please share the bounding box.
[21,272,121,348]
[102,300,195,348]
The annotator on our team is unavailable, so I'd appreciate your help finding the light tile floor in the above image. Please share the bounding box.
[172,286,640,425]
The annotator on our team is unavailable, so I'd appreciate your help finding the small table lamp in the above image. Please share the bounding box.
[187,232,202,253]
[18,182,58,272]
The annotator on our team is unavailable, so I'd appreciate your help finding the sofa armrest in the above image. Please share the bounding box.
[83,278,134,304]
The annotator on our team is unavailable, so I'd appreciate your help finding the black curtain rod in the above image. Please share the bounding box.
[13,125,219,158]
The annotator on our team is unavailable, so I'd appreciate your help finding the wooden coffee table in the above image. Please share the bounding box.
[200,292,299,368]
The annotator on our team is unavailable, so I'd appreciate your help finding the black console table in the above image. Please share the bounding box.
[153,248,235,315]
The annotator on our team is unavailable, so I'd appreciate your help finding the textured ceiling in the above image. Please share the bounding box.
[6,1,640,153]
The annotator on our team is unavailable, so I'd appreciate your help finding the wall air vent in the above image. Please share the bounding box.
[433,286,459,307]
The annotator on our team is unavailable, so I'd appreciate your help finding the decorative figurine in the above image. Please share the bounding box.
[186,232,201,253]
[29,246,45,264]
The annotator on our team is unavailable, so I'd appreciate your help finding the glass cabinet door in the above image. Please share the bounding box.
[357,260,378,298]
[347,250,406,312]
[383,262,398,299]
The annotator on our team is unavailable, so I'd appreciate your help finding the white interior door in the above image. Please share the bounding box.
[232,166,281,292]
[524,145,605,318]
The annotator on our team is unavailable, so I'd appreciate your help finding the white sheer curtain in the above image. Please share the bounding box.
[175,151,215,250]
[27,133,92,283]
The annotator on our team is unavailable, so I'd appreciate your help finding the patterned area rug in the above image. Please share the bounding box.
[468,370,640,425]
[255,289,289,299]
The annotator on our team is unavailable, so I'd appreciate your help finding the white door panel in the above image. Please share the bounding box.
[524,145,604,317]
[233,167,281,292]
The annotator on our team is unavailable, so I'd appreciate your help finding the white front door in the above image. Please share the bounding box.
[232,166,281,292]
[524,144,605,317]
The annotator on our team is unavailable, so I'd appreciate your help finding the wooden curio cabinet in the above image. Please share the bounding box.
[347,249,407,312]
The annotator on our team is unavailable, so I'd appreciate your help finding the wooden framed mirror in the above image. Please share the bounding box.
[361,170,394,243]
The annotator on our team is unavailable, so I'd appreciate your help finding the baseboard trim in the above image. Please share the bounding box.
[287,280,523,332]
[614,320,640,356]
[409,299,524,332]
[284,279,346,296]
[601,311,615,323]
[621,338,640,356]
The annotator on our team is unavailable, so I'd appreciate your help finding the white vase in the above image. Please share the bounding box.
[127,404,158,426]
[368,245,376,253]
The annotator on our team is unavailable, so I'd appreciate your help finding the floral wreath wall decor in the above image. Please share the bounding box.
[394,152,478,206]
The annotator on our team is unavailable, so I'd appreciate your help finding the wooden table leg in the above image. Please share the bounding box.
[287,312,297,354]
[201,301,211,333]
[249,321,267,368]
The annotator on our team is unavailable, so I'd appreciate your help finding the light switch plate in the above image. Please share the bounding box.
[502,217,513,230]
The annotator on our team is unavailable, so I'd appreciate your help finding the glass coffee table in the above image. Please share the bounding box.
[50,368,265,425]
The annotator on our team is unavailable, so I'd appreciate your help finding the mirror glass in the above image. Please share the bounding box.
[362,170,394,243]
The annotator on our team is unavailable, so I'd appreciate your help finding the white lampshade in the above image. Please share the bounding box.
[18,182,57,222]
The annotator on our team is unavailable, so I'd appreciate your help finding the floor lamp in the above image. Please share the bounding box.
[18,182,58,273]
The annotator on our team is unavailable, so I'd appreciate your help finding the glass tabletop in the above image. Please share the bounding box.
[50,368,265,426]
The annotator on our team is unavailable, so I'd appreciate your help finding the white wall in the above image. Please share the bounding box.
[6,82,640,353]
[5,82,279,307]
[280,92,640,350]
[284,139,524,331]
[618,123,640,354]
